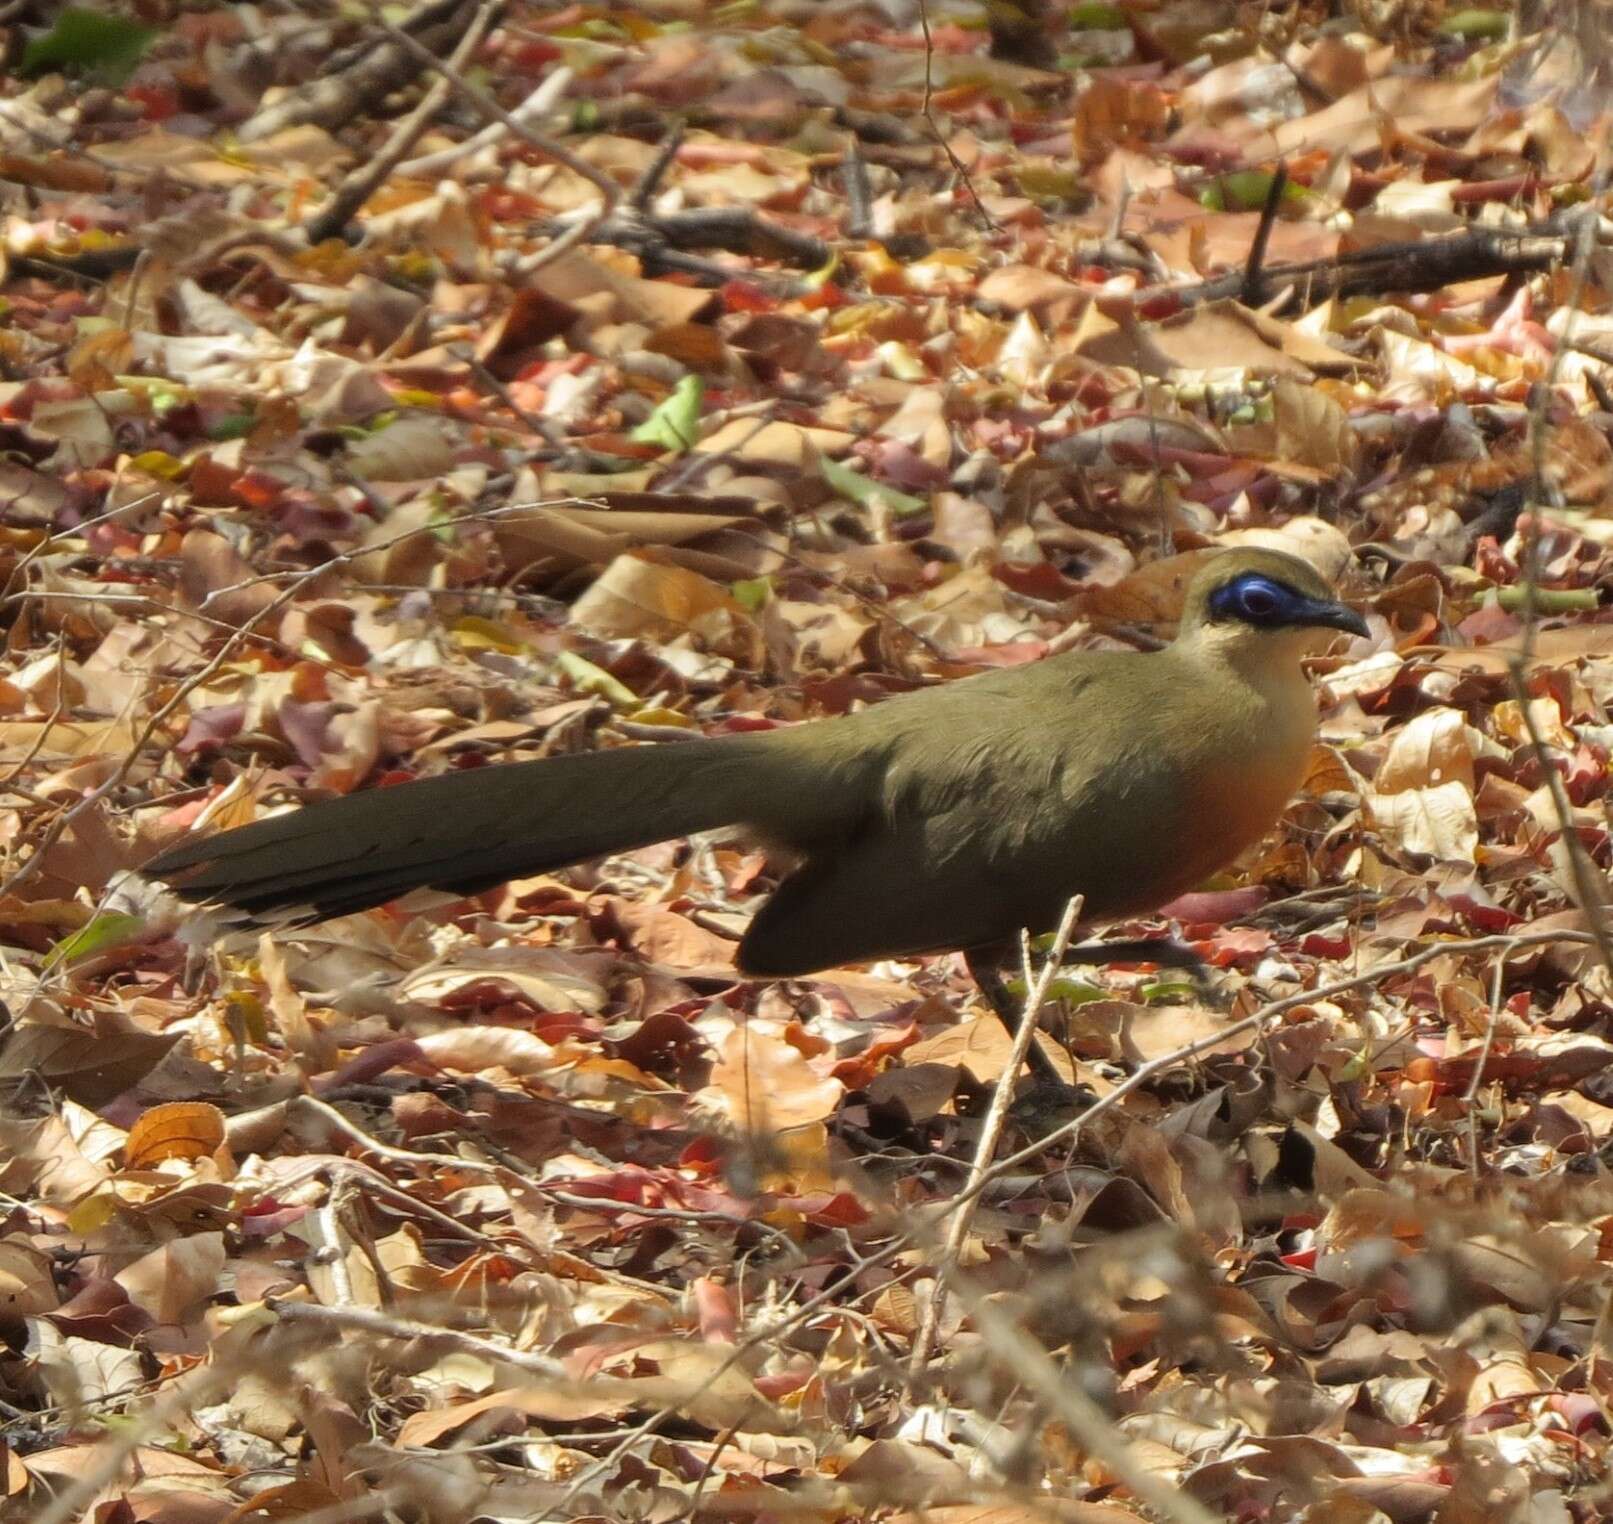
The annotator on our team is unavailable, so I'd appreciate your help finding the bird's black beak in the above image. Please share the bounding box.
[1296,597,1369,639]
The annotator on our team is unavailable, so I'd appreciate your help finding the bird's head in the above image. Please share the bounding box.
[1178,548,1369,665]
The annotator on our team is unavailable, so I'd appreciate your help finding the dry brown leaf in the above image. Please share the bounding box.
[124,1102,228,1170]
[697,1024,845,1134]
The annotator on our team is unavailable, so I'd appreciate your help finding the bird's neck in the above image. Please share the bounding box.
[1174,625,1320,732]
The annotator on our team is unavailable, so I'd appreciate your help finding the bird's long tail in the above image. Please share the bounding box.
[146,733,785,924]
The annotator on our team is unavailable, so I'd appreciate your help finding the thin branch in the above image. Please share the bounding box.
[628,120,686,212]
[960,1286,1224,1524]
[304,1,500,243]
[395,66,574,178]
[915,0,999,233]
[1239,159,1287,306]
[909,897,1084,1374]
[374,12,620,274]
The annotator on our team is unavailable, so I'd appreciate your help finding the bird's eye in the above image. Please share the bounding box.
[1236,580,1283,620]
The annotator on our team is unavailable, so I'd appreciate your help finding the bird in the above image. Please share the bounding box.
[147,546,1367,1082]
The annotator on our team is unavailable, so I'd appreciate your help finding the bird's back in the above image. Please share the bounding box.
[736,642,1315,973]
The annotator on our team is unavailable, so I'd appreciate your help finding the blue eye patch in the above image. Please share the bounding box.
[1207,573,1305,626]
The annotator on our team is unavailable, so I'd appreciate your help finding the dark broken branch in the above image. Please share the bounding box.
[304,1,501,245]
[237,0,477,144]
[532,206,830,276]
[1154,221,1581,314]
[1239,161,1287,307]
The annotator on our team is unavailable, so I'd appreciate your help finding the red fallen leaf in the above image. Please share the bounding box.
[693,1276,738,1343]
[1547,1392,1610,1435]
[1473,535,1519,584]
[1464,1409,1531,1436]
[313,1038,430,1092]
[124,84,179,121]
[83,520,143,556]
[1159,886,1269,924]
[239,1202,312,1238]
[753,1369,812,1399]
[1134,291,1184,321]
[50,1275,149,1341]
[1280,1248,1318,1271]
[798,282,849,311]
[1445,891,1524,931]
[946,640,1051,666]
[791,1191,870,1226]
[1301,931,1353,958]
[530,1010,599,1043]
[830,1022,918,1087]
[1565,743,1606,804]
[1153,445,1244,477]
[720,279,777,314]
[157,794,217,831]
[176,703,245,757]
[275,488,360,544]
[1189,926,1274,967]
[679,1136,724,1171]
[993,561,1082,600]
[277,698,340,770]
[1451,173,1537,204]
[508,38,563,69]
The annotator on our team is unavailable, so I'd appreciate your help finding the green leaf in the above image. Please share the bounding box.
[730,575,772,612]
[1198,170,1310,213]
[802,251,841,291]
[1067,2,1127,26]
[1437,8,1510,39]
[208,413,255,441]
[1139,976,1199,1004]
[555,650,637,707]
[46,912,144,969]
[22,9,157,84]
[630,374,703,453]
[1492,584,1600,614]
[1002,975,1106,1006]
[821,457,927,517]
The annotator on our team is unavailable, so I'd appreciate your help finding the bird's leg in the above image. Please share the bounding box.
[963,944,1065,1085]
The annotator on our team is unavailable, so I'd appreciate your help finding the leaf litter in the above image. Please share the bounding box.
[0,1,1612,1521]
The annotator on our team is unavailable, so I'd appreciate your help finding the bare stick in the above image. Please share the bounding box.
[237,0,477,144]
[970,927,1599,1196]
[395,66,574,178]
[629,120,685,212]
[959,1286,1223,1524]
[908,896,1084,1374]
[1239,159,1287,306]
[844,140,873,240]
[304,1,499,243]
[916,0,999,233]
[375,12,619,273]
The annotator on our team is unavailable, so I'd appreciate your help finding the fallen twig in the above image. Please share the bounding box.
[237,0,477,144]
[304,0,500,243]
[395,66,574,179]
[1239,160,1287,307]
[1147,221,1582,314]
[908,897,1084,1374]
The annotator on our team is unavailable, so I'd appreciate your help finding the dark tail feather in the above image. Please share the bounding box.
[147,735,775,925]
